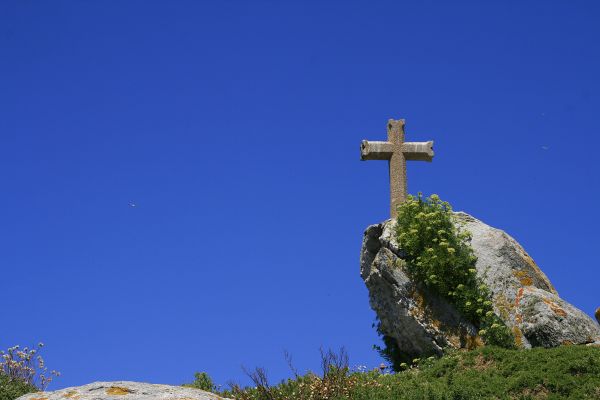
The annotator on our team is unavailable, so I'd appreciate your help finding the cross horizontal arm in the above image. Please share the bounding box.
[361,140,434,161]
[360,140,393,160]
[402,141,434,161]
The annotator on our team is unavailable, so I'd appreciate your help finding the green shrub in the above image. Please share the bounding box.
[375,194,514,367]
[182,372,216,392]
[0,374,38,400]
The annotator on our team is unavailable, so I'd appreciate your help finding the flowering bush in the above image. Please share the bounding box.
[394,193,514,349]
[0,343,60,392]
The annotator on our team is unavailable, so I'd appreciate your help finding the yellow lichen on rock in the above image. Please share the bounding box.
[515,244,557,295]
[512,326,524,348]
[520,249,538,271]
[63,392,80,399]
[514,270,533,286]
[106,387,132,396]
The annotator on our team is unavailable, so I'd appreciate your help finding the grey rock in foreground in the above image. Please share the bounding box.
[16,381,230,400]
[360,212,600,359]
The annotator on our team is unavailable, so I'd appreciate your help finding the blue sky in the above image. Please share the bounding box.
[1,0,599,391]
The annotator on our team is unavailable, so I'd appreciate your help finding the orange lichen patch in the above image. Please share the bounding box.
[513,326,524,348]
[514,270,533,286]
[513,288,525,326]
[31,397,48,400]
[542,299,568,318]
[63,392,80,399]
[106,387,132,396]
[552,307,567,317]
[562,340,574,346]
[516,245,557,295]
[515,288,524,307]
[520,277,533,286]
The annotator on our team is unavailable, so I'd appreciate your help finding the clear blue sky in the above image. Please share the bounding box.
[2,0,599,391]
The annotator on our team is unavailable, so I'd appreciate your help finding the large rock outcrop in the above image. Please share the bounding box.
[360,212,600,359]
[16,381,229,400]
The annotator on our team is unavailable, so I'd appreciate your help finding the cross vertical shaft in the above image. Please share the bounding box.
[388,120,406,218]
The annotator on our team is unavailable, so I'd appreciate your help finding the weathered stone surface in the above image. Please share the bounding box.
[361,212,600,358]
[361,225,480,360]
[16,381,229,400]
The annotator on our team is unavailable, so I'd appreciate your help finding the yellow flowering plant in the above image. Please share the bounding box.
[395,193,514,349]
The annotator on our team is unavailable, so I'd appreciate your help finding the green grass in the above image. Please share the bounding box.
[194,346,600,400]
[0,374,38,400]
[351,346,600,400]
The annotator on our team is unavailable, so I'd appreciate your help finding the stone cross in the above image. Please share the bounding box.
[361,119,434,218]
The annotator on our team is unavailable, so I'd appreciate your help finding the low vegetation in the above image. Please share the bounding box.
[0,375,37,400]
[3,343,600,400]
[185,345,600,400]
[0,343,59,400]
[182,371,217,393]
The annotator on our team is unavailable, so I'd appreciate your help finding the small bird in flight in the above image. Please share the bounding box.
[128,201,137,208]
